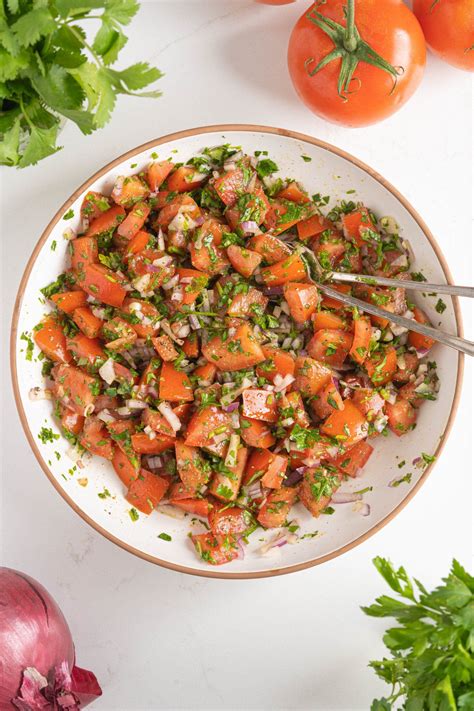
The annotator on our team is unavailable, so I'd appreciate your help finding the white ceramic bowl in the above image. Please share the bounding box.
[11,125,463,578]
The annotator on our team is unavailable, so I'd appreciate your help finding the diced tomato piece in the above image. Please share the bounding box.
[257,487,297,529]
[81,191,110,221]
[51,290,88,314]
[386,399,417,437]
[209,506,253,536]
[226,183,270,229]
[299,467,340,517]
[185,406,232,457]
[311,380,344,420]
[311,310,350,331]
[351,388,385,420]
[175,440,210,494]
[342,207,378,247]
[34,316,71,364]
[126,468,169,514]
[294,356,332,397]
[155,194,201,230]
[126,249,175,286]
[189,240,229,276]
[107,420,136,456]
[247,233,291,265]
[167,166,207,192]
[213,167,249,206]
[193,362,217,385]
[320,400,368,447]
[112,447,140,486]
[283,282,320,324]
[58,403,84,436]
[313,232,346,267]
[125,230,151,255]
[137,359,160,397]
[276,181,310,204]
[279,391,311,428]
[117,202,150,240]
[152,335,178,362]
[334,440,374,477]
[182,332,200,359]
[227,287,268,318]
[256,345,295,384]
[79,417,114,459]
[202,323,265,372]
[307,329,352,368]
[52,364,97,416]
[408,307,436,352]
[176,268,208,307]
[131,432,175,454]
[142,408,176,438]
[288,437,335,470]
[243,449,287,489]
[121,298,160,338]
[240,416,276,448]
[297,213,333,240]
[191,532,241,565]
[72,307,103,339]
[261,253,307,286]
[169,496,211,518]
[159,362,193,402]
[365,346,398,386]
[269,199,309,235]
[393,352,419,384]
[66,333,105,366]
[320,284,351,310]
[101,317,137,352]
[209,446,248,501]
[70,237,98,272]
[112,175,149,207]
[147,160,174,192]
[226,245,262,278]
[85,205,125,238]
[397,382,424,408]
[78,263,126,307]
[242,389,278,422]
[349,317,371,364]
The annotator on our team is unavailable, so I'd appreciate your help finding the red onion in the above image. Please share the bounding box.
[331,492,363,504]
[224,402,240,413]
[0,568,101,709]
[240,221,259,234]
[262,286,284,297]
[283,467,305,487]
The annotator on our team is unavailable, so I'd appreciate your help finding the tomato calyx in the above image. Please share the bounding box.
[304,0,404,100]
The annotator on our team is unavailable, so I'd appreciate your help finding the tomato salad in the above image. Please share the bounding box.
[32,145,439,565]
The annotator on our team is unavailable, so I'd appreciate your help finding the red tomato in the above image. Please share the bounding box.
[413,0,474,72]
[287,0,426,127]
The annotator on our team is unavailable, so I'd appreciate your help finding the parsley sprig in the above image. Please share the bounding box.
[0,0,162,167]
[363,557,474,710]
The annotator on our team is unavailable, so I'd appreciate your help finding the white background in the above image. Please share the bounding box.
[1,2,472,709]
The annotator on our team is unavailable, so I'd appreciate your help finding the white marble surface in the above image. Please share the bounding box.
[0,2,472,709]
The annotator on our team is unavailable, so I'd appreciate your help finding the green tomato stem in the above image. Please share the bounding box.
[343,0,357,52]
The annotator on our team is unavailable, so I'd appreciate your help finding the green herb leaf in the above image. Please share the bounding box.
[363,558,474,709]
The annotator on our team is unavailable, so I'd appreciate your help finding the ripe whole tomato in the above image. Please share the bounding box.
[413,0,474,72]
[287,0,426,127]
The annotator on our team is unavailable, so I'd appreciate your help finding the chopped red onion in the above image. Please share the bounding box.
[158,402,181,432]
[224,402,240,413]
[240,221,259,234]
[331,492,363,504]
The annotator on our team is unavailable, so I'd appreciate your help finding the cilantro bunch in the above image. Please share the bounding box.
[0,0,162,167]
[363,557,474,710]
